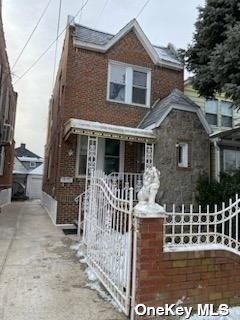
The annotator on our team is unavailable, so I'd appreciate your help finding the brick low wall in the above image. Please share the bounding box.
[133,215,240,319]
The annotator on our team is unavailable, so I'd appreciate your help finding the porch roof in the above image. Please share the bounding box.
[64,118,156,143]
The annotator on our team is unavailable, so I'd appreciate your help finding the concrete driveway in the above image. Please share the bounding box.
[0,201,126,320]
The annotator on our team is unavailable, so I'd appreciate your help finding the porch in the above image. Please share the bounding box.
[64,118,156,197]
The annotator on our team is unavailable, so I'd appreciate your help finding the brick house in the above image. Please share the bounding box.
[0,0,18,206]
[42,17,211,225]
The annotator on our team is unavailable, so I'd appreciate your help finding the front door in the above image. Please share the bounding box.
[104,139,120,175]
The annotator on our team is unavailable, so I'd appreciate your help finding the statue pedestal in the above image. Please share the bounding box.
[134,202,166,218]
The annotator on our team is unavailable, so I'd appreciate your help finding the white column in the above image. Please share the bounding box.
[86,136,98,190]
[144,143,154,170]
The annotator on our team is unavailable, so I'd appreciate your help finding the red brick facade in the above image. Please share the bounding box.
[0,2,17,197]
[43,23,184,224]
[134,215,240,319]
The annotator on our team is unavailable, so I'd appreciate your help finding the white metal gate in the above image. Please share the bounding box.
[82,171,134,315]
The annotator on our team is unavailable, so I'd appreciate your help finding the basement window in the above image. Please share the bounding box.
[108,61,151,107]
[177,143,189,168]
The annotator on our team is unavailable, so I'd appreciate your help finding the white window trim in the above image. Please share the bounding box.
[177,143,189,168]
[223,149,240,172]
[204,99,233,129]
[107,60,151,108]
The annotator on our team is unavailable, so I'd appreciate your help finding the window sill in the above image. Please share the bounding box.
[177,166,192,171]
[107,99,150,109]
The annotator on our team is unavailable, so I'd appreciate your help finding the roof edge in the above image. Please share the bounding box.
[72,18,183,71]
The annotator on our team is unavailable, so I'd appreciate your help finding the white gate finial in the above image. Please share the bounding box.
[134,166,165,216]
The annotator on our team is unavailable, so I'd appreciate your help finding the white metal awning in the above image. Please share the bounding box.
[64,118,156,143]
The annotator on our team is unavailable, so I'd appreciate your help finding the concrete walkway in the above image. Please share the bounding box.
[0,201,126,320]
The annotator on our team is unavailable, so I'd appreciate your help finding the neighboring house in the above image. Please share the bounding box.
[0,0,18,206]
[12,144,43,200]
[42,18,210,225]
[185,79,240,180]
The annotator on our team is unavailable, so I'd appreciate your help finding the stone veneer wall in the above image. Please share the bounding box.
[154,109,210,207]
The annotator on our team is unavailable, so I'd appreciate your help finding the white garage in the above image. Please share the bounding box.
[26,165,43,199]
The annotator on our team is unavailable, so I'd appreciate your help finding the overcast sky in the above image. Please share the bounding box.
[2,0,205,157]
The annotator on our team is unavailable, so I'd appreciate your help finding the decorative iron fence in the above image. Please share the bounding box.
[82,170,134,315]
[108,172,143,202]
[164,195,240,256]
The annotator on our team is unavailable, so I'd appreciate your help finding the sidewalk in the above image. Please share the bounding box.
[0,201,125,320]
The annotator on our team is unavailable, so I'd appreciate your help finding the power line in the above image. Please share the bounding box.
[14,0,90,85]
[12,0,53,71]
[52,0,62,89]
[79,0,84,23]
[136,0,151,19]
[93,0,110,29]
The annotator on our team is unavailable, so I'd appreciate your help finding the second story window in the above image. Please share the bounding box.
[109,65,126,102]
[221,101,233,127]
[205,100,218,126]
[108,62,151,107]
[205,99,233,128]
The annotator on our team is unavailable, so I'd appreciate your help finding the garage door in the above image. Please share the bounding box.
[27,176,42,199]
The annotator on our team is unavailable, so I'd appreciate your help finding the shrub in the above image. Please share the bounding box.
[196,170,240,210]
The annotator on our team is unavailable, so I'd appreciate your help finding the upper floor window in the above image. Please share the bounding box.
[221,101,233,127]
[205,99,233,128]
[205,100,218,126]
[108,62,151,107]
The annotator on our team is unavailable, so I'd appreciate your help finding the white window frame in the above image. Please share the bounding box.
[0,147,5,176]
[223,149,240,172]
[107,60,151,108]
[204,99,233,128]
[177,143,189,168]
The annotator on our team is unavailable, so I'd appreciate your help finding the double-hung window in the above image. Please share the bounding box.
[220,101,233,127]
[204,99,233,128]
[205,100,218,126]
[108,62,151,107]
[109,65,126,102]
